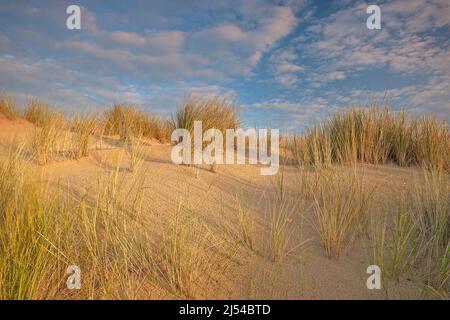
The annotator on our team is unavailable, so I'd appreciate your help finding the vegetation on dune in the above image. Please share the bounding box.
[171,95,239,134]
[103,104,171,143]
[368,169,449,298]
[288,106,449,171]
[3,92,448,171]
[0,93,18,120]
[171,95,240,173]
[0,92,448,299]
[0,148,236,299]
[70,115,99,159]
[312,167,374,259]
[24,99,66,128]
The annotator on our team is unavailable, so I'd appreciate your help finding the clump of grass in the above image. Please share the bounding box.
[25,100,87,164]
[172,95,239,134]
[24,99,65,128]
[288,106,449,171]
[415,117,449,171]
[267,198,300,263]
[127,136,144,172]
[75,166,152,299]
[158,202,218,298]
[369,192,416,280]
[103,104,170,143]
[0,93,18,119]
[142,116,172,143]
[171,95,239,171]
[390,111,414,167]
[0,149,72,299]
[270,167,312,263]
[70,115,98,159]
[0,148,190,299]
[368,169,449,298]
[312,167,373,259]
[388,193,416,279]
[411,169,449,296]
[235,191,254,250]
[103,104,124,136]
[103,104,143,141]
[30,116,65,165]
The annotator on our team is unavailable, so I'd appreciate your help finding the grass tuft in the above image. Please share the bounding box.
[0,93,18,119]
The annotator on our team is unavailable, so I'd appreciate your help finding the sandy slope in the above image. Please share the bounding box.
[0,115,423,299]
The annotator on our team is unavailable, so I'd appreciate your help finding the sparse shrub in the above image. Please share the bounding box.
[0,93,18,119]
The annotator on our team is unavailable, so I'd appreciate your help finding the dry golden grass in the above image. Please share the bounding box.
[0,93,448,300]
[0,93,18,119]
[171,95,240,173]
[157,203,224,298]
[103,104,170,143]
[312,167,374,259]
[172,95,239,134]
[24,99,66,128]
[288,106,449,171]
[368,169,449,298]
[235,191,255,250]
[0,148,71,299]
[70,115,98,159]
[30,117,65,165]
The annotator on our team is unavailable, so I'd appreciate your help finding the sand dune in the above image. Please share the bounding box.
[1,114,434,299]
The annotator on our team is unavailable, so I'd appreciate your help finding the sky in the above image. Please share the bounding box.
[0,0,449,131]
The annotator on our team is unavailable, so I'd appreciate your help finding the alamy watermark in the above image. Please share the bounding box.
[366,265,381,289]
[366,5,381,30]
[66,5,81,30]
[66,265,81,289]
[66,4,381,31]
[171,121,279,175]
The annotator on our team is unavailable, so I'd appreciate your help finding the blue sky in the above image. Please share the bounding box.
[0,0,449,131]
